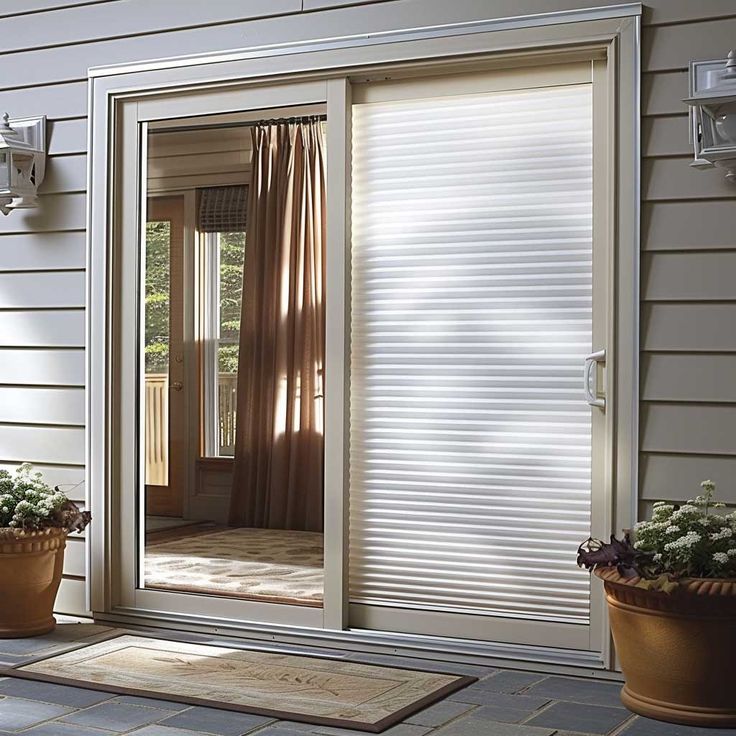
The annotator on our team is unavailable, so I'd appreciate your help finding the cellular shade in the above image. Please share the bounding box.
[349,84,594,624]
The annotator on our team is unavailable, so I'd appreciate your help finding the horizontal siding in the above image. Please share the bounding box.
[643,201,736,251]
[642,71,688,117]
[0,232,86,271]
[643,17,736,72]
[0,386,84,425]
[0,82,88,120]
[642,304,736,352]
[641,454,736,504]
[642,252,736,301]
[0,194,86,233]
[0,271,85,308]
[0,349,84,386]
[642,115,690,158]
[0,463,85,501]
[63,537,86,577]
[0,426,84,465]
[641,404,736,455]
[0,310,85,348]
[55,577,87,616]
[48,119,87,155]
[642,354,736,403]
[643,157,736,201]
[41,155,87,195]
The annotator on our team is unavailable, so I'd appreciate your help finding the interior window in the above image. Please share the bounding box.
[202,229,245,458]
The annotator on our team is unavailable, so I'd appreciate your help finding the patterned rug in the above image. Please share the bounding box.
[9,634,475,733]
[145,527,323,605]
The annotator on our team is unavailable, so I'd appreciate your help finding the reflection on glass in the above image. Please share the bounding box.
[144,220,170,488]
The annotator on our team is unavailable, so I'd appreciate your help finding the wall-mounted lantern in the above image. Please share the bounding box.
[684,50,736,182]
[0,113,47,215]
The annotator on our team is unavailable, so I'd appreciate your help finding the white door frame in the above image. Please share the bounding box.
[86,4,640,670]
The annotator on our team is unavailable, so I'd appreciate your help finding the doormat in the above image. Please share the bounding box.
[5,634,475,733]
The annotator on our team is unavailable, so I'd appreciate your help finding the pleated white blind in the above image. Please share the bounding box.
[349,83,593,624]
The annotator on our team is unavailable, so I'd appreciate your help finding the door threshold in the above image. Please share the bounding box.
[94,606,615,678]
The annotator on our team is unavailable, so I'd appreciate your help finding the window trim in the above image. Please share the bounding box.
[87,6,640,671]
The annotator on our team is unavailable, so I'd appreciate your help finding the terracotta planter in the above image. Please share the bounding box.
[596,567,736,727]
[0,527,66,638]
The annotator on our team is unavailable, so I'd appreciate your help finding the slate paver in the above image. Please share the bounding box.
[448,688,550,713]
[0,695,74,730]
[434,717,556,736]
[525,700,631,734]
[406,699,475,727]
[128,725,220,736]
[113,695,191,711]
[619,716,736,736]
[313,724,432,736]
[524,675,624,707]
[158,705,274,735]
[16,723,117,735]
[61,701,176,732]
[472,670,547,694]
[0,676,114,707]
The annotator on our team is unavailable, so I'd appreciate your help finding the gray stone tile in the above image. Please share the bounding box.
[620,716,736,736]
[0,638,61,655]
[128,726,218,736]
[0,653,32,666]
[473,670,547,694]
[0,695,74,730]
[61,701,175,732]
[524,675,624,707]
[345,653,494,678]
[435,717,556,736]
[525,700,630,734]
[18,724,117,735]
[159,706,274,735]
[448,688,550,715]
[313,725,431,736]
[0,677,114,707]
[248,728,314,736]
[406,699,475,727]
[113,695,191,711]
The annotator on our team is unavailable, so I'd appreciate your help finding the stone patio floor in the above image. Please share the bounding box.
[0,623,733,736]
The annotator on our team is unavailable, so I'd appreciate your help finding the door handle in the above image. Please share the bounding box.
[170,381,183,392]
[584,349,605,410]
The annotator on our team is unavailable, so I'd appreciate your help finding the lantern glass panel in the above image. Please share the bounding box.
[0,153,8,191]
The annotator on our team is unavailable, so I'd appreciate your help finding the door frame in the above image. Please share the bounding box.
[87,4,640,670]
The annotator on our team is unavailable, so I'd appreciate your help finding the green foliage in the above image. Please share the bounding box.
[0,464,69,531]
[144,221,170,372]
[143,226,244,374]
[633,481,736,578]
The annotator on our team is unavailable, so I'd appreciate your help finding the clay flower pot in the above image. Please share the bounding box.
[596,567,736,727]
[0,527,66,638]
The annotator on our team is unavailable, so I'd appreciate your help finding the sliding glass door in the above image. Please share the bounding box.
[347,65,609,650]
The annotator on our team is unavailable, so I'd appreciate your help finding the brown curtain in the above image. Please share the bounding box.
[229,120,326,532]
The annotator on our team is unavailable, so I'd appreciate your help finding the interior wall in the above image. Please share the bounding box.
[0,0,734,616]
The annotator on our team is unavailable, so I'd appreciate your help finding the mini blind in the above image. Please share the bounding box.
[349,84,594,624]
[198,185,247,232]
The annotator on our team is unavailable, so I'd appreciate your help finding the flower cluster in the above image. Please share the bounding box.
[0,464,70,531]
[633,481,736,578]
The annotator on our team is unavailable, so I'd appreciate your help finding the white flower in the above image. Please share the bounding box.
[710,528,733,541]
[728,549,736,558]
[713,552,729,564]
[665,525,680,534]
[653,553,662,562]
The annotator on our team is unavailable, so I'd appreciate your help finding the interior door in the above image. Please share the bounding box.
[144,196,186,517]
[348,65,608,650]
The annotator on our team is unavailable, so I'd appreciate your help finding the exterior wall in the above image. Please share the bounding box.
[0,0,734,616]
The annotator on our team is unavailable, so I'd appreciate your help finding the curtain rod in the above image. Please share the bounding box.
[151,114,327,135]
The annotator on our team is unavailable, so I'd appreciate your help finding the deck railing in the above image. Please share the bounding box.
[144,372,237,483]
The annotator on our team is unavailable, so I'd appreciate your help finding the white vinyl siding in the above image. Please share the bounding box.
[349,84,594,624]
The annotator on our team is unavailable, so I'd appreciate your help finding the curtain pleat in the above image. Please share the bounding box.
[229,120,326,532]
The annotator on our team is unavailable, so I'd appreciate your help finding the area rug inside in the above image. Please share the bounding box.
[10,634,475,733]
[145,527,323,606]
